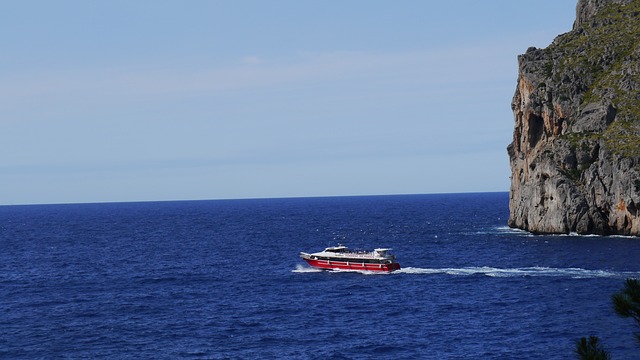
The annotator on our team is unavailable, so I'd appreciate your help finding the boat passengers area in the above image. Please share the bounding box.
[323,250,385,259]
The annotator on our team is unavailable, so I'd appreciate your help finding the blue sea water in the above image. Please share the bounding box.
[1,192,640,359]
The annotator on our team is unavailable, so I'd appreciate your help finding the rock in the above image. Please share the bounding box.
[573,102,616,132]
[574,0,629,29]
[508,0,640,236]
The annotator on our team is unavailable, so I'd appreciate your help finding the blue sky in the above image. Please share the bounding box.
[1,1,577,205]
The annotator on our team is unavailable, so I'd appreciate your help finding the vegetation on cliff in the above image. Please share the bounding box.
[508,0,640,235]
[541,0,640,157]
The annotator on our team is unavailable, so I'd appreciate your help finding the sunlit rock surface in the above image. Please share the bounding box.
[508,0,640,235]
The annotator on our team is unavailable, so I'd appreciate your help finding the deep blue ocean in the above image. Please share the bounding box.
[2,192,640,359]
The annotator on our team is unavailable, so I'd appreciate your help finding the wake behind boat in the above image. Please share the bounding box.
[300,244,401,272]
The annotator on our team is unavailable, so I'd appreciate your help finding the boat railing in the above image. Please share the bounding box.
[327,251,391,259]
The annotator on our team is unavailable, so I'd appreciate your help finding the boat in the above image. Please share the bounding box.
[299,244,401,272]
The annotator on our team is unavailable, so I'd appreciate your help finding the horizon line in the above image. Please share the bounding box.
[0,190,509,207]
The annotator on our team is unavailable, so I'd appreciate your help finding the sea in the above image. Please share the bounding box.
[1,192,640,359]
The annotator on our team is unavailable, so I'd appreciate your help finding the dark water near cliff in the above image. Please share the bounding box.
[2,192,640,359]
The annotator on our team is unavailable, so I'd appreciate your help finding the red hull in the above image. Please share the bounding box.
[303,258,401,272]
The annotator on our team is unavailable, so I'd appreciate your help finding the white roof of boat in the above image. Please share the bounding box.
[324,245,348,250]
[320,245,393,253]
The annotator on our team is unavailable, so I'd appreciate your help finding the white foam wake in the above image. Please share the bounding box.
[291,264,322,273]
[395,266,640,279]
[293,264,640,278]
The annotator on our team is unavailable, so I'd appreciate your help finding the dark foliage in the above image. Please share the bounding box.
[612,278,640,343]
[575,336,611,360]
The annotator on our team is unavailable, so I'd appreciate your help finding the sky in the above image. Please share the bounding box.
[1,1,578,205]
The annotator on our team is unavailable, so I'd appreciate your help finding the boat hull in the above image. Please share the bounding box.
[302,257,401,272]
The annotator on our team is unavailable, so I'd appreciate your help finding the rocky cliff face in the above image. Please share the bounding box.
[508,0,640,235]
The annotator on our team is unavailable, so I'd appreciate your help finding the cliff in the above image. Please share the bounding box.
[508,0,640,235]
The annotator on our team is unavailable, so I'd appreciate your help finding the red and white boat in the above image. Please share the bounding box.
[300,245,401,272]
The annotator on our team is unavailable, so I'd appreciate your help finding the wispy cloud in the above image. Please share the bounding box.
[240,55,265,65]
[0,43,519,105]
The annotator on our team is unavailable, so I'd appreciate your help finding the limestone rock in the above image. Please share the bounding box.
[508,0,640,235]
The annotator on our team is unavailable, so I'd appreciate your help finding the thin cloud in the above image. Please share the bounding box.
[240,55,265,65]
[0,43,519,104]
